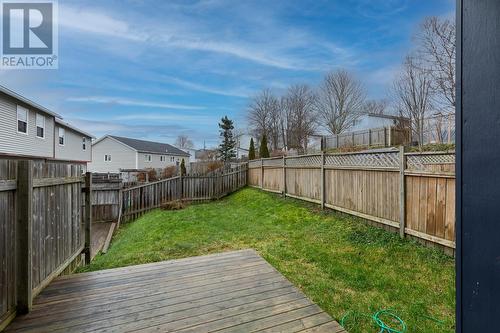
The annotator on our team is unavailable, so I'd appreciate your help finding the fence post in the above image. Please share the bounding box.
[321,151,325,210]
[368,129,372,146]
[282,156,286,197]
[399,146,407,238]
[84,172,92,264]
[180,175,184,200]
[16,160,33,314]
[260,159,264,189]
[383,127,388,147]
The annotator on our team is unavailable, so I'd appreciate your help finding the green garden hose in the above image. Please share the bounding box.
[340,309,407,333]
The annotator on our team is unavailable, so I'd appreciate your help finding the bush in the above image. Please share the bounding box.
[162,166,177,179]
[207,161,223,172]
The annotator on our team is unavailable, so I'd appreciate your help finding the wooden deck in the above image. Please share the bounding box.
[6,250,345,333]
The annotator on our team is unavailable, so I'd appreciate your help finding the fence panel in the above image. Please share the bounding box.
[31,161,84,295]
[1,159,86,329]
[253,150,455,251]
[248,160,261,187]
[91,177,122,222]
[0,160,17,326]
[325,169,400,224]
[121,165,247,223]
[323,126,410,150]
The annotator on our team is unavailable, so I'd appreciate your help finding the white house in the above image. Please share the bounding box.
[350,113,400,131]
[179,147,197,163]
[89,135,191,173]
[0,85,94,163]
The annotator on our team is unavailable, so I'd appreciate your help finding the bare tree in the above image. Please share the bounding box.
[175,135,194,149]
[315,69,366,135]
[363,99,388,115]
[247,89,281,150]
[281,85,317,153]
[415,16,455,112]
[393,56,433,146]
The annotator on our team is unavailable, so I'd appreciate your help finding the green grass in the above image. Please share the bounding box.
[81,188,455,333]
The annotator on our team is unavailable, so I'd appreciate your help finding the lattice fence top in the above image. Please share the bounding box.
[286,155,322,167]
[325,151,399,169]
[248,160,261,168]
[406,153,455,171]
[263,158,283,167]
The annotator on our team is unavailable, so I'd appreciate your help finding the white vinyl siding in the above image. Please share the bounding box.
[54,125,92,162]
[137,152,186,169]
[17,105,28,134]
[36,114,45,138]
[88,137,137,172]
[0,94,54,158]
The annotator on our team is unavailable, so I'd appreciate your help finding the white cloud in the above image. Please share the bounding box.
[113,113,217,123]
[66,96,205,110]
[58,4,356,71]
[162,76,253,98]
[59,5,144,40]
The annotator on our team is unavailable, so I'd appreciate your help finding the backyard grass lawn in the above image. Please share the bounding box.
[83,187,455,333]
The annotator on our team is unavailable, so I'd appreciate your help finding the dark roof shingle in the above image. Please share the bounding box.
[110,136,190,156]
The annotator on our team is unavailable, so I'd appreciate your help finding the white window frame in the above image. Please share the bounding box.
[36,114,45,139]
[58,127,65,146]
[17,105,28,135]
[144,154,152,162]
[82,137,87,151]
[104,154,112,162]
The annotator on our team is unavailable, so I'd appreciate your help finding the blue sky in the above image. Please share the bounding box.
[1,0,454,148]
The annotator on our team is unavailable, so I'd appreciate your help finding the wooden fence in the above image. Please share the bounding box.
[248,149,455,252]
[121,164,247,223]
[91,175,122,222]
[322,126,410,150]
[0,160,90,330]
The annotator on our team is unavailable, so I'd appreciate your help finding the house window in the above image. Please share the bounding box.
[104,154,112,162]
[144,154,152,162]
[17,105,28,134]
[36,114,45,138]
[170,156,175,162]
[160,156,165,162]
[82,137,87,150]
[58,127,65,145]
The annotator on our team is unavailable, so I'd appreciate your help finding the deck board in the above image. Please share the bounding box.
[6,249,345,333]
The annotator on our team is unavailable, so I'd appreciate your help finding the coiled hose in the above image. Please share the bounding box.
[340,309,407,333]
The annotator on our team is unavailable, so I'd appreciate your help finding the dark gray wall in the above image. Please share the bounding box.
[457,0,500,331]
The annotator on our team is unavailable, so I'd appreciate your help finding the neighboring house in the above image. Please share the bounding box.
[179,147,196,163]
[0,85,94,163]
[195,149,217,161]
[89,135,190,173]
[235,147,249,160]
[350,113,409,132]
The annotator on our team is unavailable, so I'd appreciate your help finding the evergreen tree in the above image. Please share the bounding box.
[259,135,270,158]
[180,159,186,176]
[248,138,256,160]
[218,116,236,161]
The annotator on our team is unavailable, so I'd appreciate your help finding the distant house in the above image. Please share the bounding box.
[350,113,403,131]
[0,85,94,163]
[89,135,190,173]
[179,147,197,163]
[195,149,217,161]
[235,147,249,160]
